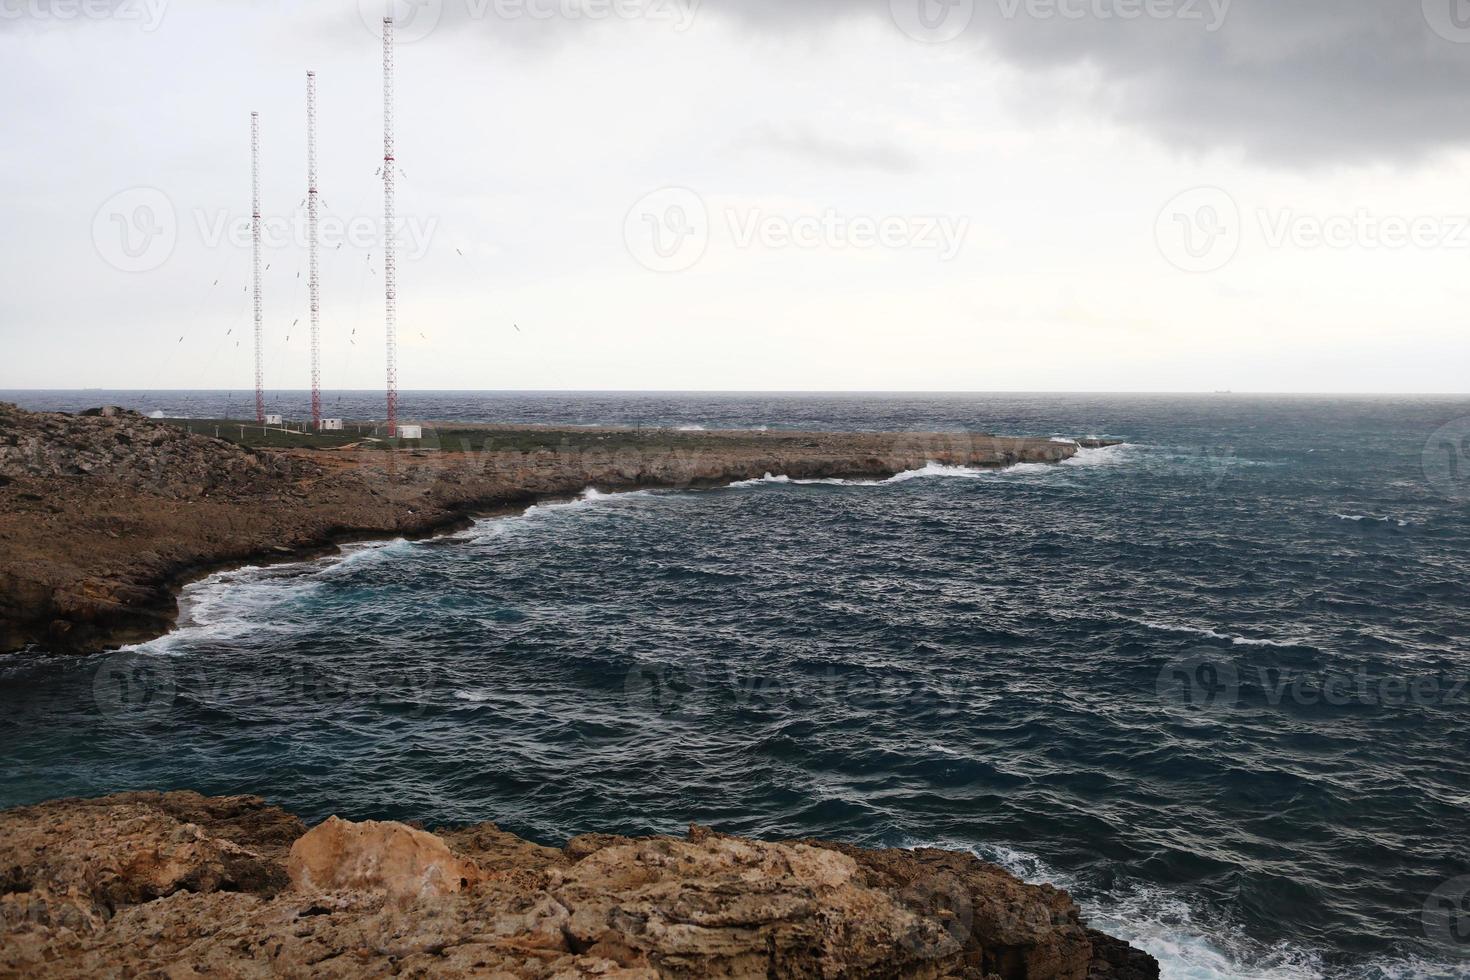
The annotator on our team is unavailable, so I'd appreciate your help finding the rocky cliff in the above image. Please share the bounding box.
[0,792,1158,979]
[0,403,1108,656]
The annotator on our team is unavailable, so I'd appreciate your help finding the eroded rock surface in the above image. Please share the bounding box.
[0,792,1158,979]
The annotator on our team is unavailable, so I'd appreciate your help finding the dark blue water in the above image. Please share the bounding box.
[4,392,1470,979]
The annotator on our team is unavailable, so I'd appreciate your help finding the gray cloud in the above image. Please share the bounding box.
[707,0,1470,166]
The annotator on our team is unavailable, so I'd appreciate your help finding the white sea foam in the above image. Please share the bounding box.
[453,690,492,703]
[1334,513,1409,527]
[908,837,1426,980]
[1134,619,1309,649]
[676,424,707,431]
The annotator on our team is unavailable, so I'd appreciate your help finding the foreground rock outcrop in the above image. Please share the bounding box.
[0,403,1114,656]
[0,792,1158,979]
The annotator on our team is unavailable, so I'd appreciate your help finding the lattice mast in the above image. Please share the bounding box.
[307,71,322,430]
[251,112,265,423]
[382,17,399,436]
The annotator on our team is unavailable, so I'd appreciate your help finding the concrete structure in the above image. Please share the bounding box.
[264,414,284,426]
[397,424,422,440]
[320,418,344,431]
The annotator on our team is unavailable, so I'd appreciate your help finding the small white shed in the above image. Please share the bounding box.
[397,424,423,440]
[320,419,345,431]
[264,414,284,426]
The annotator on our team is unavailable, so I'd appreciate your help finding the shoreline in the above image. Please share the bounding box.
[0,402,1120,657]
[0,790,1160,978]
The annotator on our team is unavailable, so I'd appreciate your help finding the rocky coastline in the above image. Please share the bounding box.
[0,403,1118,657]
[0,791,1158,978]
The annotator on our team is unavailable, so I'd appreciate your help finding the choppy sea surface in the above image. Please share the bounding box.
[3,391,1470,979]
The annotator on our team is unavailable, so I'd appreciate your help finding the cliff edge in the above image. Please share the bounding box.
[0,792,1158,979]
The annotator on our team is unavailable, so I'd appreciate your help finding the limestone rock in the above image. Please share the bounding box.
[287,816,481,899]
[0,793,1158,978]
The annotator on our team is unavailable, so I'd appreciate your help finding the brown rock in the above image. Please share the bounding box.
[287,815,481,899]
[0,793,1156,979]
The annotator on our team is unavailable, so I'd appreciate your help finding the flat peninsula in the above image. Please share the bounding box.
[0,403,1118,657]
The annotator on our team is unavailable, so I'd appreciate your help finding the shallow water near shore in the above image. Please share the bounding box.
[3,393,1470,979]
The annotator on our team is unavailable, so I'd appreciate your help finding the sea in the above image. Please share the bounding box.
[2,390,1469,979]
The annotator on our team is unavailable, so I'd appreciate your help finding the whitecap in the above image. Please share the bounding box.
[903,837,1398,980]
[1133,618,1309,649]
[1334,513,1409,527]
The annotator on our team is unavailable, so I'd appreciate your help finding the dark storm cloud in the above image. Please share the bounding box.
[713,0,1470,165]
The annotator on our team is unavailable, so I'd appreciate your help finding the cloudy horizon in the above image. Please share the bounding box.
[4,0,1470,393]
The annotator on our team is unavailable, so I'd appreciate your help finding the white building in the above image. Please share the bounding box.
[264,414,284,426]
[397,424,423,440]
[320,419,344,431]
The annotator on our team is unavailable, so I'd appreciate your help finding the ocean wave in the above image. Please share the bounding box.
[1133,618,1310,648]
[728,448,1135,491]
[911,838,1438,980]
[1334,513,1410,527]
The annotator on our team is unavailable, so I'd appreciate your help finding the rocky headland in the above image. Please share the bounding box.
[0,792,1158,978]
[0,403,1117,656]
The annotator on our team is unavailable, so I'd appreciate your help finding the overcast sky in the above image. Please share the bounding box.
[3,0,1469,393]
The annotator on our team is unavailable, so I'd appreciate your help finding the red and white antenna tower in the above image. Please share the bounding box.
[307,71,322,430]
[251,111,265,424]
[382,16,399,437]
